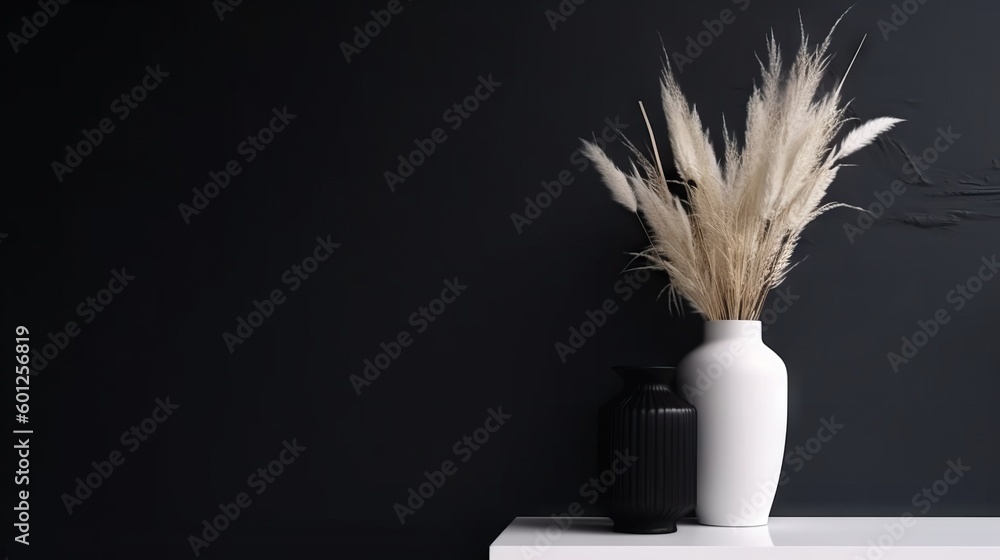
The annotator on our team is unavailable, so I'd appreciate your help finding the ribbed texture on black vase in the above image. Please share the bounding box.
[598,366,696,534]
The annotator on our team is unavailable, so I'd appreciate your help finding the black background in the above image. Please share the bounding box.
[3,0,999,558]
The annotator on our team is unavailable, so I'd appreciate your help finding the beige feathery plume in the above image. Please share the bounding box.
[832,117,905,162]
[580,140,636,212]
[583,18,901,320]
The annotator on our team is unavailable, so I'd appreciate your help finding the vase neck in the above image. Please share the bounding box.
[703,320,762,343]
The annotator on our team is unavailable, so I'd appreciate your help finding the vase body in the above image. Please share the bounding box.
[598,366,697,534]
[677,321,787,527]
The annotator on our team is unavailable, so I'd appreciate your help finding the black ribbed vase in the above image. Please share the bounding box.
[598,366,697,534]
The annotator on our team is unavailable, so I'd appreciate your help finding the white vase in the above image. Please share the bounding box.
[677,320,787,527]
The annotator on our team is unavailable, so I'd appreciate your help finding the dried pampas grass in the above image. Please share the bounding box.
[584,17,901,321]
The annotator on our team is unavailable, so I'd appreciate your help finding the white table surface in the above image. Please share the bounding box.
[490,516,1000,559]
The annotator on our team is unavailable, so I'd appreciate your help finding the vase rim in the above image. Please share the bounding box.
[611,366,678,386]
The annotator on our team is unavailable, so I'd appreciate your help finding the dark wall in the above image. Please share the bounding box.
[4,0,999,558]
